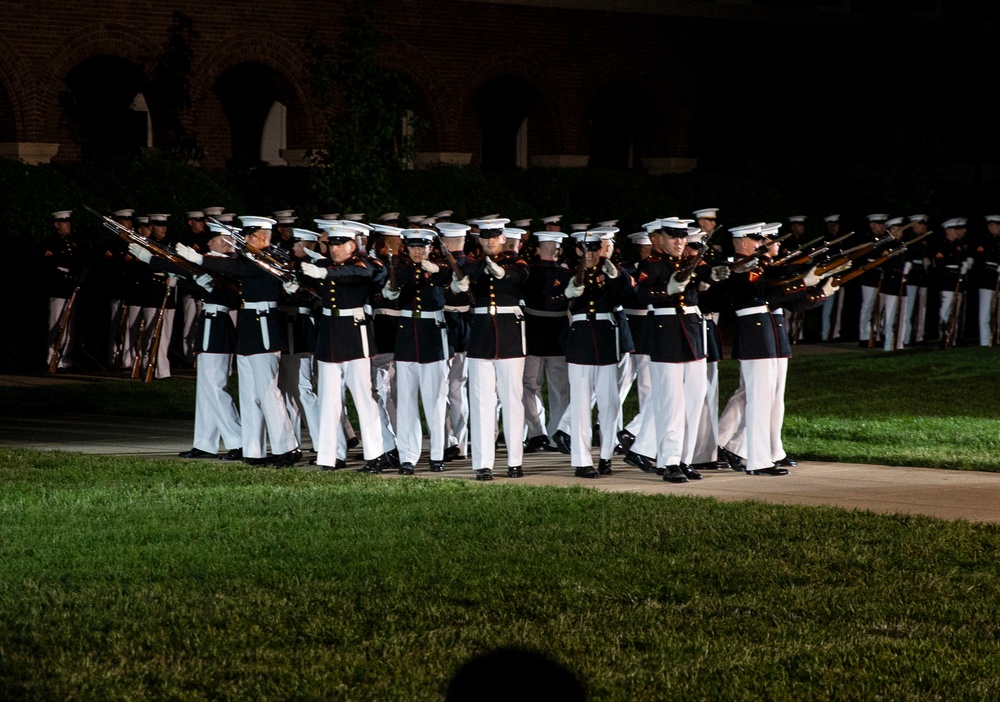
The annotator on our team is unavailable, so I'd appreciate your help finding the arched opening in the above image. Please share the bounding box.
[213,62,296,167]
[392,73,428,169]
[0,81,16,142]
[587,81,650,169]
[63,55,148,158]
[473,75,537,171]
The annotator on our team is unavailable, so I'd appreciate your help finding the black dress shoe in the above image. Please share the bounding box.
[718,446,746,472]
[775,456,797,467]
[320,460,348,471]
[680,464,703,480]
[662,465,689,483]
[272,447,302,468]
[597,458,613,475]
[362,454,390,474]
[552,430,572,455]
[475,468,493,481]
[690,461,716,471]
[219,448,243,461]
[746,466,790,476]
[523,435,549,453]
[443,445,462,462]
[624,451,656,473]
[507,466,524,478]
[574,466,600,479]
[429,460,445,473]
[387,449,401,470]
[178,447,217,459]
[346,436,360,450]
[399,462,415,475]
[244,456,271,467]
[616,429,636,452]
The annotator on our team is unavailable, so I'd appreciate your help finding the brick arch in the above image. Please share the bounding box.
[0,36,28,140]
[455,49,568,156]
[35,23,153,122]
[189,32,324,151]
[376,43,448,151]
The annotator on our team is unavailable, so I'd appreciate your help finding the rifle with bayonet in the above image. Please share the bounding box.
[675,228,721,282]
[435,234,475,303]
[773,232,853,268]
[815,225,912,277]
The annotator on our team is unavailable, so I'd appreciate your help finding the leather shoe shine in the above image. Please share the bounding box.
[662,465,689,483]
[574,466,600,479]
[219,448,243,461]
[624,451,656,473]
[597,458,613,475]
[746,466,790,476]
[272,447,302,468]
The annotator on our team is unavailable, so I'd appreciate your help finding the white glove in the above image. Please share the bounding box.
[710,265,730,282]
[820,278,838,297]
[666,272,690,295]
[194,273,214,292]
[128,242,152,264]
[903,262,913,276]
[382,282,400,300]
[283,279,300,294]
[421,260,440,274]
[175,243,203,266]
[485,257,505,279]
[802,266,822,287]
[960,257,973,275]
[166,274,178,287]
[450,276,470,294]
[300,261,327,280]
[602,259,618,278]
[565,279,585,298]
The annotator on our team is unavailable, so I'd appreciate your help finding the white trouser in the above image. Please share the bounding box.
[237,352,297,459]
[567,363,620,466]
[445,352,469,455]
[522,355,571,441]
[141,306,174,379]
[859,285,878,342]
[624,354,652,437]
[649,359,707,467]
[370,352,397,451]
[821,289,839,341]
[740,358,778,471]
[979,288,997,346]
[279,353,320,448]
[395,360,448,464]
[880,293,902,351]
[939,290,962,338]
[468,357,525,470]
[317,358,384,466]
[122,305,142,368]
[193,352,242,453]
[691,360,719,465]
[47,296,76,370]
[108,299,127,367]
[718,374,746,460]
[181,294,200,363]
[615,353,633,433]
[903,285,927,345]
[771,357,787,462]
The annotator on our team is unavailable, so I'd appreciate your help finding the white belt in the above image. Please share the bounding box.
[523,308,567,318]
[322,306,366,319]
[401,309,444,322]
[203,304,230,315]
[649,306,701,316]
[444,305,470,313]
[473,306,521,315]
[571,312,615,323]
[243,300,278,311]
[736,305,770,317]
[945,265,959,270]
[624,308,648,316]
[57,266,70,273]
[373,308,401,317]
[771,309,784,316]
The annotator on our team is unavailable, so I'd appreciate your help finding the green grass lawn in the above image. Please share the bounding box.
[2,449,1000,700]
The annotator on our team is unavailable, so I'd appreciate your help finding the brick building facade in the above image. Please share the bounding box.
[0,1,995,174]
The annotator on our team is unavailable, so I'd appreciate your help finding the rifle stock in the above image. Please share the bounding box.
[436,234,475,303]
[47,286,79,374]
[144,281,171,382]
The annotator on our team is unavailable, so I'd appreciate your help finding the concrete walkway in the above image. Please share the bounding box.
[3,411,1000,524]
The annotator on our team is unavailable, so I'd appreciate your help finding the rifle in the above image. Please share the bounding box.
[942,274,964,349]
[814,232,898,276]
[435,234,475,303]
[48,286,79,374]
[868,278,883,349]
[893,268,908,351]
[675,229,718,282]
[730,232,793,272]
[131,316,146,379]
[387,251,398,293]
[831,231,932,286]
[773,232,853,268]
[574,249,588,286]
[208,216,319,299]
[145,280,171,382]
[770,237,823,268]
